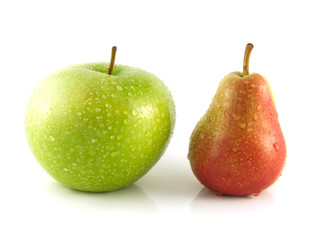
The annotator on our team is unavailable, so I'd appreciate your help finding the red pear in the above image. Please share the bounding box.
[188,44,286,196]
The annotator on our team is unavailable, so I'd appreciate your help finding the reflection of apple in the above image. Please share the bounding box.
[25,47,175,192]
[45,182,158,213]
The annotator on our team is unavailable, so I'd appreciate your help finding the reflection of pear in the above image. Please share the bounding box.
[190,187,275,215]
[188,44,286,196]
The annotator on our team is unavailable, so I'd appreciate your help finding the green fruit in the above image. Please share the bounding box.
[25,47,175,192]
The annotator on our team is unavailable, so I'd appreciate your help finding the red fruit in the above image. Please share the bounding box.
[188,44,286,196]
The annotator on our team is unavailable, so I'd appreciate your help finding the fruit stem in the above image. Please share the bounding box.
[242,43,254,76]
[108,46,117,75]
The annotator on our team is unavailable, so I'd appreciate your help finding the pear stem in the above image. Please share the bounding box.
[108,46,117,75]
[242,43,254,76]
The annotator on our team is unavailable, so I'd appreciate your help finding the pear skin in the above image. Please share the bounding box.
[188,44,286,196]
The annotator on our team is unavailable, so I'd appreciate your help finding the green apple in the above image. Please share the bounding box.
[25,47,175,192]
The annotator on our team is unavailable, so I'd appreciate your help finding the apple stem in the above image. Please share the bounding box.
[108,46,117,75]
[242,43,254,76]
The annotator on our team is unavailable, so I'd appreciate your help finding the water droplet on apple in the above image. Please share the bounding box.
[49,136,55,141]
[247,128,252,132]
[123,119,129,124]
[128,92,133,97]
[111,151,119,157]
[132,109,138,116]
[273,143,280,151]
[63,168,68,172]
[105,103,111,108]
[253,114,258,121]
[95,108,101,112]
[239,122,246,129]
[110,135,115,139]
[251,84,257,88]
[123,111,128,115]
[116,85,123,91]
[77,112,81,116]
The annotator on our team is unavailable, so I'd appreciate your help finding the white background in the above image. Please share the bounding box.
[1,0,319,239]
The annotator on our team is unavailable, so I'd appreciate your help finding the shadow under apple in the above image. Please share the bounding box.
[44,180,158,215]
[136,153,202,201]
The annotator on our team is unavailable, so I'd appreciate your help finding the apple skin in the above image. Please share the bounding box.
[25,62,175,192]
[188,72,286,196]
